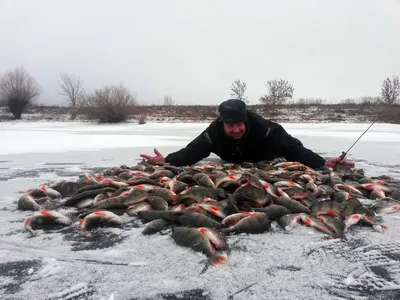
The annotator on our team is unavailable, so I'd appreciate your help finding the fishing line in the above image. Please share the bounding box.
[338,101,394,161]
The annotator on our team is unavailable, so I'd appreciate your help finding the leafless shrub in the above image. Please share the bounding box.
[163,95,175,106]
[81,84,138,123]
[379,105,400,123]
[294,98,325,105]
[381,75,399,104]
[259,79,294,105]
[0,66,41,119]
[340,98,356,105]
[58,73,85,119]
[138,114,146,124]
[230,80,248,103]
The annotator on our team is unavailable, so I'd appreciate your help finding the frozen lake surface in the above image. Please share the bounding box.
[0,121,400,300]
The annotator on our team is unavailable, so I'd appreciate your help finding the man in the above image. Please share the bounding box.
[140,99,354,169]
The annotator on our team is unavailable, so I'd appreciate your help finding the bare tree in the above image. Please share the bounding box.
[0,66,41,119]
[82,83,138,123]
[58,73,85,119]
[259,79,294,105]
[163,95,175,106]
[381,75,400,105]
[359,96,380,105]
[230,80,248,103]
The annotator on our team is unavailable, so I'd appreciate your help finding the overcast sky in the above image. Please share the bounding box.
[0,0,399,106]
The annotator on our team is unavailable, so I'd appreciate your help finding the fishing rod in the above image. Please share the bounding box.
[336,101,394,164]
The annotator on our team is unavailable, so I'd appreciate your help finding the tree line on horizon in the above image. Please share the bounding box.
[0,65,399,122]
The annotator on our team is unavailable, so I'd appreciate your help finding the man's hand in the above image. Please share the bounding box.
[325,157,355,168]
[140,148,165,164]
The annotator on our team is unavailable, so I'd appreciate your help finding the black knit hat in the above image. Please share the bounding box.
[218,99,248,124]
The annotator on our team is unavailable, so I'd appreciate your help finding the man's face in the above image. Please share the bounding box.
[223,122,246,139]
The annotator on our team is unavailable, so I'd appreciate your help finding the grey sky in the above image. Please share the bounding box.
[1,0,399,106]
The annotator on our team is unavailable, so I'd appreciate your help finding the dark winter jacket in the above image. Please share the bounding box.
[164,110,326,169]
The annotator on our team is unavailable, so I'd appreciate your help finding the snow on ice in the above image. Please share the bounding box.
[0,121,399,300]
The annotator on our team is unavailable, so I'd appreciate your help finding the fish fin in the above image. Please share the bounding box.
[363,184,374,191]
[211,255,227,266]
[326,210,338,216]
[302,217,312,226]
[93,210,105,216]
[198,227,207,234]
[23,217,31,228]
[40,210,52,216]
[78,217,86,229]
[170,194,180,203]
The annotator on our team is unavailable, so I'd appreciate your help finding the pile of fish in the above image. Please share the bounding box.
[17,158,400,266]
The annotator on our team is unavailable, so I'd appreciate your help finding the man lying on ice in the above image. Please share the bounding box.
[140,99,355,169]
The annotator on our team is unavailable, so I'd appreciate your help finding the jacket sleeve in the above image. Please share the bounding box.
[268,124,326,169]
[164,130,213,167]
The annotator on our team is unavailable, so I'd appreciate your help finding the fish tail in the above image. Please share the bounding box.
[23,217,37,237]
[210,254,227,266]
[78,217,86,230]
[380,224,389,230]
[26,226,37,237]
[332,232,347,241]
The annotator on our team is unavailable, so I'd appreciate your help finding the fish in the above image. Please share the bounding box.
[220,212,271,234]
[148,196,169,211]
[274,196,310,214]
[15,158,400,259]
[52,181,81,197]
[341,198,363,217]
[163,178,188,194]
[194,173,216,189]
[314,185,335,198]
[18,194,41,211]
[177,212,223,229]
[192,203,227,219]
[149,169,176,180]
[332,191,350,203]
[148,187,180,205]
[317,215,347,240]
[370,198,400,214]
[233,183,272,206]
[171,226,227,266]
[127,177,163,187]
[344,214,364,231]
[142,219,169,235]
[24,210,72,237]
[284,187,313,200]
[77,203,128,219]
[62,187,117,207]
[179,185,219,203]
[136,210,183,222]
[221,212,257,227]
[277,213,303,231]
[198,227,228,250]
[299,214,335,237]
[253,205,290,220]
[78,210,124,232]
[127,202,153,215]
[310,200,342,217]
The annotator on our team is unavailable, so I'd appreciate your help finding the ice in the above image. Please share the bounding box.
[0,121,400,299]
[46,282,90,299]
